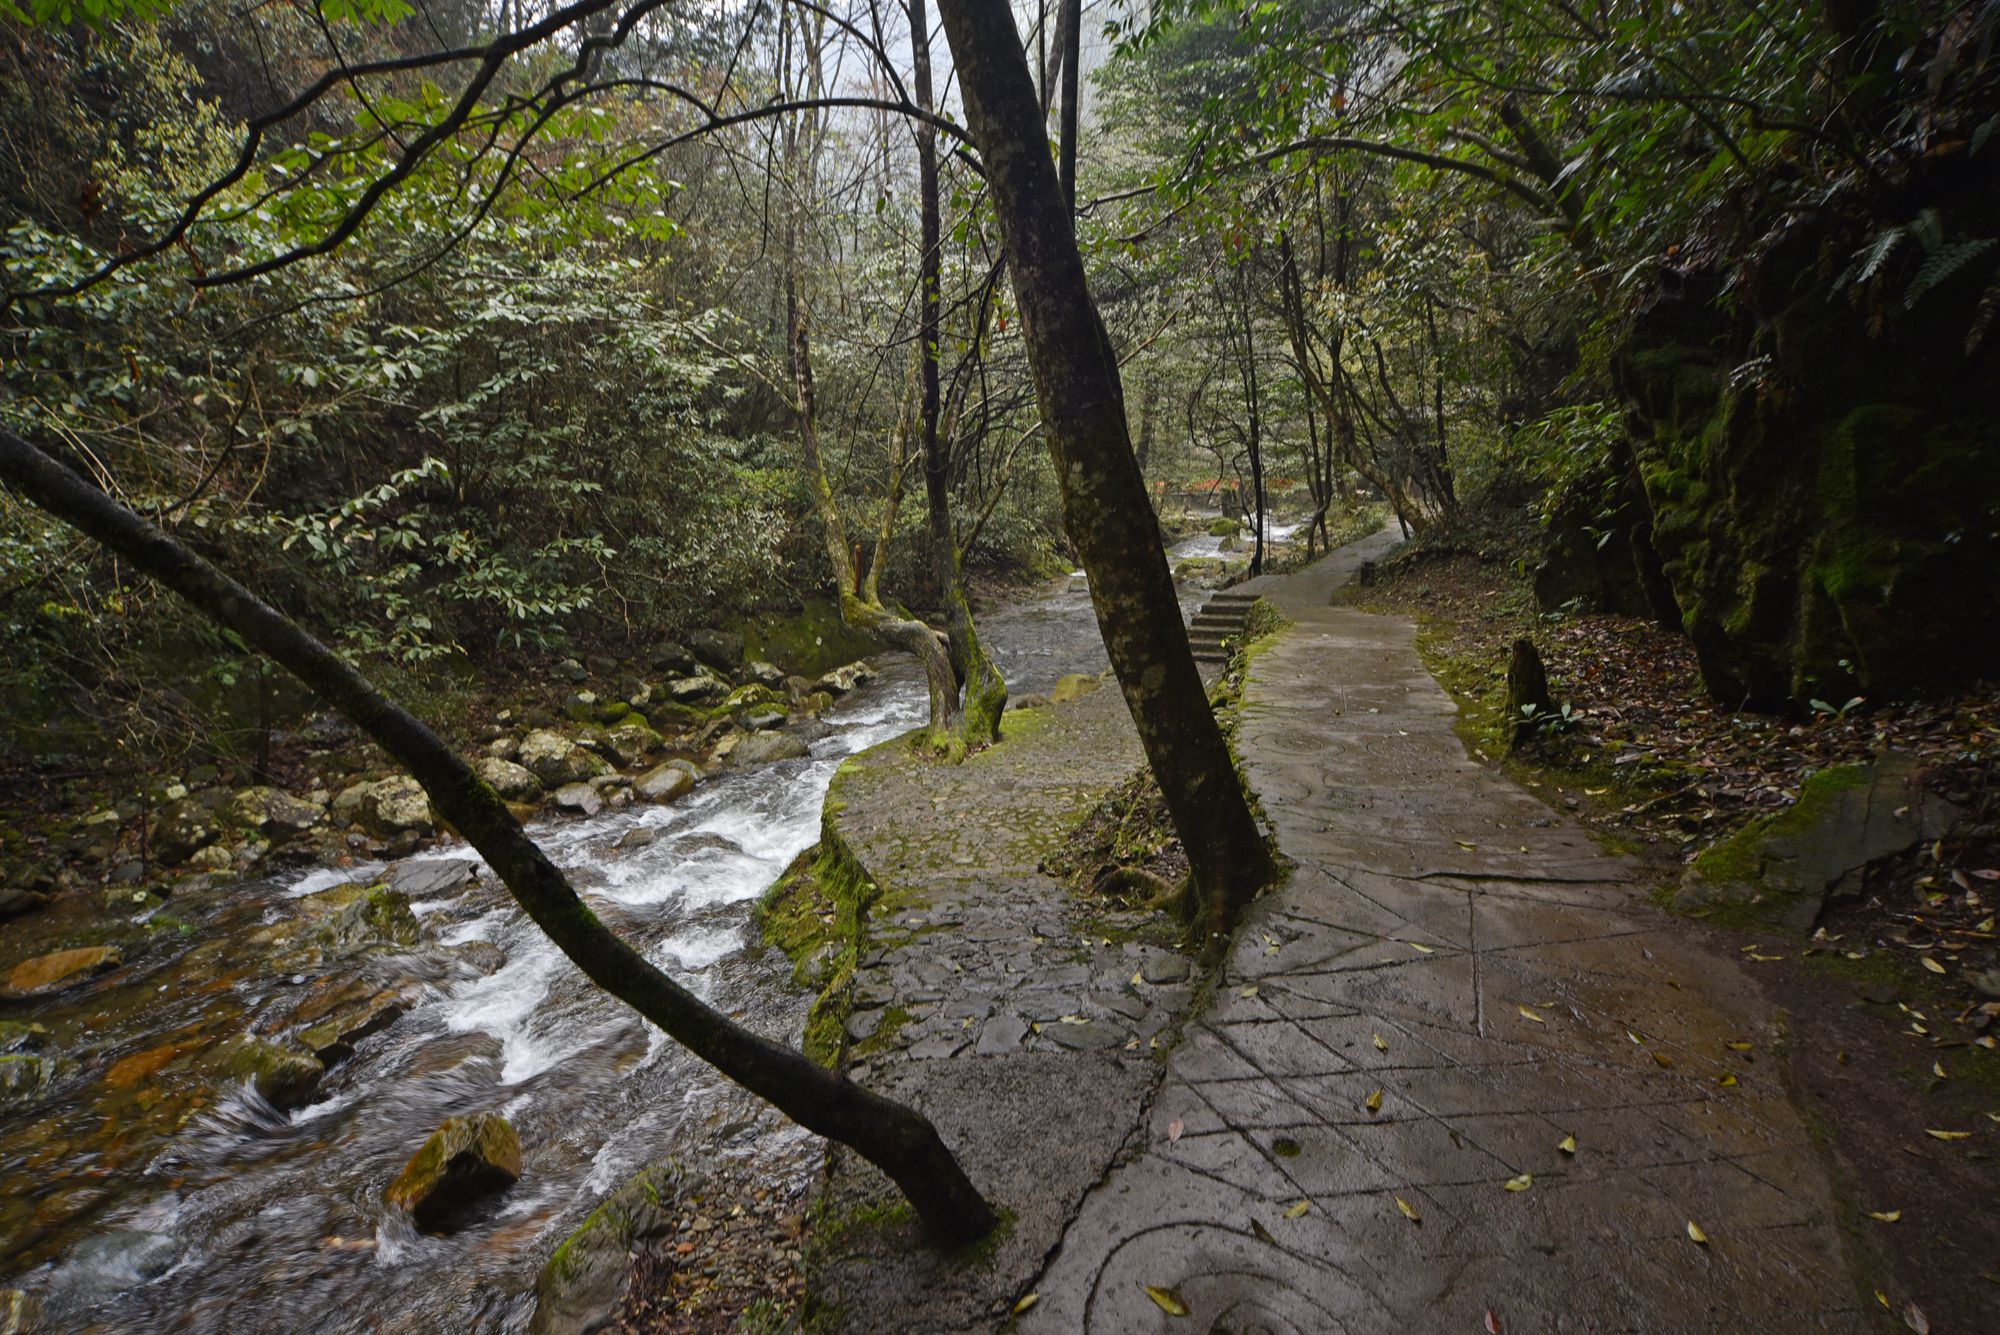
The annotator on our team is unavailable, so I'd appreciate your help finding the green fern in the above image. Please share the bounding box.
[1905,237,1998,309]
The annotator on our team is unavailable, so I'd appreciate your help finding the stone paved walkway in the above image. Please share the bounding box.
[1023,534,1870,1333]
[807,679,1203,1331]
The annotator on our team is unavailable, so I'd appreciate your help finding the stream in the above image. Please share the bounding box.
[3,564,1226,1334]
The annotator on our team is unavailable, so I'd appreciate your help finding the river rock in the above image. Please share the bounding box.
[615,827,656,851]
[389,859,479,901]
[0,1021,48,1054]
[485,734,520,761]
[294,881,419,956]
[204,1035,322,1109]
[519,731,607,786]
[0,1053,60,1111]
[604,721,665,766]
[648,641,695,674]
[451,941,507,976]
[385,1112,522,1231]
[666,673,728,704]
[553,657,588,683]
[796,690,835,716]
[720,683,781,711]
[0,885,49,921]
[66,1229,178,1289]
[741,705,786,732]
[231,786,324,841]
[475,756,543,802]
[730,733,810,766]
[744,659,786,687]
[552,783,603,817]
[2,945,122,1000]
[292,984,412,1065]
[685,629,744,671]
[633,759,700,804]
[815,661,876,695]
[151,798,220,867]
[1051,672,1103,704]
[358,776,434,838]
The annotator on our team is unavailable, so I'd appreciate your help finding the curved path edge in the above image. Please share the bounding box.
[1022,532,1870,1333]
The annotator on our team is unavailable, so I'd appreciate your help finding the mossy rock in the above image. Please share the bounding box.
[204,1034,323,1110]
[531,1159,690,1335]
[1206,516,1241,537]
[1676,756,1957,929]
[385,1112,521,1232]
[1050,673,1104,704]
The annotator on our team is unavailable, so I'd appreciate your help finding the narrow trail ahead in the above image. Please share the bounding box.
[1025,534,1869,1332]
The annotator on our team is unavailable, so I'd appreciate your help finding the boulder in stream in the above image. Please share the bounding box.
[730,733,810,766]
[385,1112,522,1231]
[551,782,603,817]
[203,1035,323,1110]
[633,760,699,804]
[151,798,220,866]
[519,731,608,786]
[815,661,876,695]
[231,786,325,841]
[476,756,543,802]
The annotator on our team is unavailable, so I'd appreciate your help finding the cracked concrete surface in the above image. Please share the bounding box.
[1021,533,1869,1333]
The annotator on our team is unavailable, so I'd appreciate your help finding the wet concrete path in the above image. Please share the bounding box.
[1024,534,1869,1332]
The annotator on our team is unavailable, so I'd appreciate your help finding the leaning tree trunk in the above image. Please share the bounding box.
[912,0,1007,749]
[935,0,1277,935]
[0,424,996,1245]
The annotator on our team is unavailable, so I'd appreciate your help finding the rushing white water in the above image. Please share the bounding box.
[13,577,1136,1334]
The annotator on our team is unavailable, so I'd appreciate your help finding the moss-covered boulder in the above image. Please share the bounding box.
[1675,755,1959,928]
[294,881,419,956]
[474,756,542,802]
[385,1112,521,1231]
[0,1053,60,1111]
[1206,516,1240,537]
[603,721,665,767]
[231,786,325,841]
[519,731,608,786]
[203,1035,323,1110]
[531,1159,689,1335]
[151,797,220,867]
[1051,672,1104,704]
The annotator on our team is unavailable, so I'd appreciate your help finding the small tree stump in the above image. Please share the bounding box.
[1505,638,1554,751]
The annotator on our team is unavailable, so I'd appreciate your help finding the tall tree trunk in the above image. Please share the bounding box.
[911,0,1006,748]
[1056,0,1080,208]
[781,7,957,743]
[0,424,997,1246]
[934,0,1277,936]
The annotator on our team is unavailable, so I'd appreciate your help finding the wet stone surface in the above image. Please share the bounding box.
[1022,533,1871,1334]
[809,680,1203,1332]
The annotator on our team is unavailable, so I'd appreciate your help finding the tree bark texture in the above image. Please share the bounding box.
[0,424,997,1245]
[912,0,1007,748]
[934,0,1277,933]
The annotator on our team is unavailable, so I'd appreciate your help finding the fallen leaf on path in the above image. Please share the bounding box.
[1366,1090,1384,1113]
[1373,1033,1389,1051]
[1519,1005,1546,1024]
[1456,839,1478,849]
[1238,985,1259,999]
[1717,1073,1738,1087]
[1652,1051,1675,1068]
[1877,1291,1890,1309]
[1167,1118,1183,1143]
[1748,952,1784,961]
[1485,1310,1504,1335]
[1012,1293,1040,1315]
[1143,1285,1189,1317]
[1250,1219,1278,1246]
[1504,1174,1533,1191]
[1558,1134,1578,1155]
[1922,957,1947,974]
[1904,1300,1930,1333]
[1973,869,2000,880]
[1687,1220,1709,1245]
[1868,1210,1902,1222]
[1933,1062,1948,1079]
[1924,1129,1971,1140]
[1408,942,1436,954]
[1395,1196,1421,1223]
[1724,1040,1753,1051]
[1130,971,1144,986]
[1284,1200,1310,1219]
